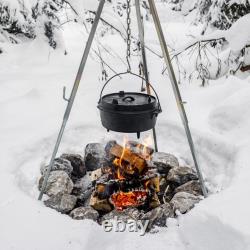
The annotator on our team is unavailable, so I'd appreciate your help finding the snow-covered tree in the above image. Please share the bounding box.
[0,0,63,48]
[165,0,185,11]
[196,0,250,32]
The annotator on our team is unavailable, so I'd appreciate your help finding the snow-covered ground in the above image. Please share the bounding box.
[1,3,250,250]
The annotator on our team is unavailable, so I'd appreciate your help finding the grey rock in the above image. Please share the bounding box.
[175,180,203,196]
[76,189,93,207]
[70,207,99,221]
[72,176,93,207]
[61,154,86,179]
[44,193,77,213]
[159,178,168,197]
[170,191,201,214]
[152,152,179,175]
[104,140,117,161]
[71,176,91,197]
[142,203,174,230]
[40,158,73,176]
[84,143,106,171]
[101,208,143,223]
[167,166,198,185]
[39,170,74,197]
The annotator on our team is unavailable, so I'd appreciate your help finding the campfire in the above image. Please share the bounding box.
[90,139,160,212]
[38,138,204,232]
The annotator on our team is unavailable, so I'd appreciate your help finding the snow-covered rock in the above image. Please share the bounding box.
[175,180,203,196]
[84,143,106,171]
[167,166,198,185]
[44,194,77,214]
[40,158,73,176]
[101,208,143,223]
[61,154,86,179]
[142,203,174,230]
[38,170,74,197]
[70,207,99,221]
[152,152,179,175]
[170,192,201,214]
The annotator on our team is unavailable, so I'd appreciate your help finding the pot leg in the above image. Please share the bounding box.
[137,132,141,139]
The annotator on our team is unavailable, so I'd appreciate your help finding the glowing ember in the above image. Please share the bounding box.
[110,191,148,211]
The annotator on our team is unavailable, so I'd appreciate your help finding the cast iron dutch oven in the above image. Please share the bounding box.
[97,72,162,137]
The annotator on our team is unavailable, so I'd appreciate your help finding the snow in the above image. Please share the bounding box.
[225,13,250,51]
[1,2,250,250]
[66,0,98,14]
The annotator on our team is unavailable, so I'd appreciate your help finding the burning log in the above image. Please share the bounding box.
[144,176,160,193]
[126,141,154,160]
[110,143,147,176]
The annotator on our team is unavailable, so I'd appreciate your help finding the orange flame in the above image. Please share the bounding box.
[137,135,153,160]
[113,158,125,180]
[113,135,129,180]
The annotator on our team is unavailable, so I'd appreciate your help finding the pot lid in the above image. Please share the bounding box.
[98,91,158,112]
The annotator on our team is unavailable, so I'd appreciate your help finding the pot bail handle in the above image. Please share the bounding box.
[98,71,162,112]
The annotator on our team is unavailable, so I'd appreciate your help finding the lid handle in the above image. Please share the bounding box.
[122,96,135,102]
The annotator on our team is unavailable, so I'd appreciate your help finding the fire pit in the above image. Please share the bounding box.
[38,139,205,232]
[90,140,160,212]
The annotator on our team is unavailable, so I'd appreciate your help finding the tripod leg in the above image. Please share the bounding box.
[38,0,106,201]
[135,0,159,152]
[147,0,207,197]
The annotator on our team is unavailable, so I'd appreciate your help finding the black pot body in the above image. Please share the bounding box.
[99,109,158,133]
[98,92,160,133]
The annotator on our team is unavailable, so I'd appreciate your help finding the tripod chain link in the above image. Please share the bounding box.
[126,0,132,71]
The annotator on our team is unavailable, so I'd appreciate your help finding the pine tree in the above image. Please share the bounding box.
[0,0,35,43]
[0,0,63,48]
[32,0,63,49]
[196,0,250,32]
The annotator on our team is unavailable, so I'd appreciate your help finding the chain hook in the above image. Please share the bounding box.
[126,0,132,72]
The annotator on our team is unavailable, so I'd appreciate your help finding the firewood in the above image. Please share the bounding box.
[126,141,154,159]
[110,144,147,174]
[90,194,112,212]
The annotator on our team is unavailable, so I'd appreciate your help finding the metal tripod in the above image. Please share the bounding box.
[38,0,207,201]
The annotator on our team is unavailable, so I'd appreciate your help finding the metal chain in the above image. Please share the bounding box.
[126,0,131,71]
